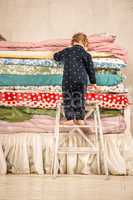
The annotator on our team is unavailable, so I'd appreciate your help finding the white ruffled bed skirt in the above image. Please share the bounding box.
[0,132,133,175]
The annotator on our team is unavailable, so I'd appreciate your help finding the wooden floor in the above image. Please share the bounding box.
[0,175,133,200]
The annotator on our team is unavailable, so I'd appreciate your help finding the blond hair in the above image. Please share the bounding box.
[71,32,89,47]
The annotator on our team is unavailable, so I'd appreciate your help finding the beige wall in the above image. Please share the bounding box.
[0,0,133,93]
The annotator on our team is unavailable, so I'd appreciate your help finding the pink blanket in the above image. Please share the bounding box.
[0,35,127,63]
[0,35,115,48]
[0,115,125,134]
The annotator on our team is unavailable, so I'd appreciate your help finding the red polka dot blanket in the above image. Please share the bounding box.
[0,91,128,110]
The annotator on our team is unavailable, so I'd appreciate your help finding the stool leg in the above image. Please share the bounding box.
[94,111,101,175]
[96,104,109,177]
[53,104,61,178]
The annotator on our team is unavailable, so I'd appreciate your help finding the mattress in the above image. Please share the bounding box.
[0,91,128,109]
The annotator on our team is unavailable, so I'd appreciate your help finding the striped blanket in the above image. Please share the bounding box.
[0,57,126,68]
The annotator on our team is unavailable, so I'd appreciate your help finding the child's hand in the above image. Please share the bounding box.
[88,84,100,92]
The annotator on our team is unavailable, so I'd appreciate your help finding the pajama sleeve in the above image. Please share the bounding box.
[84,53,96,84]
[54,49,67,62]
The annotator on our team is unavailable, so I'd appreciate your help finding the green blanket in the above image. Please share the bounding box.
[0,106,121,122]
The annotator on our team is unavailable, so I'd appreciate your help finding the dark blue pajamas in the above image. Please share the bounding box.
[54,45,96,120]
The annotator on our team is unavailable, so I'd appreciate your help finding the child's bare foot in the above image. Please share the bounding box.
[61,120,74,125]
[74,120,85,126]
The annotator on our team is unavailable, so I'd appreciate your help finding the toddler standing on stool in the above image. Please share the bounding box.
[54,33,97,125]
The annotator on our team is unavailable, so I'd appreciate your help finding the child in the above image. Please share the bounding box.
[54,33,97,125]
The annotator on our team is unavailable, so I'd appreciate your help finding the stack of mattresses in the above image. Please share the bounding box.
[0,34,128,110]
[0,34,132,176]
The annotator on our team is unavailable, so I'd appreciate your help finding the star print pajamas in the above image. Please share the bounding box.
[54,45,96,120]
